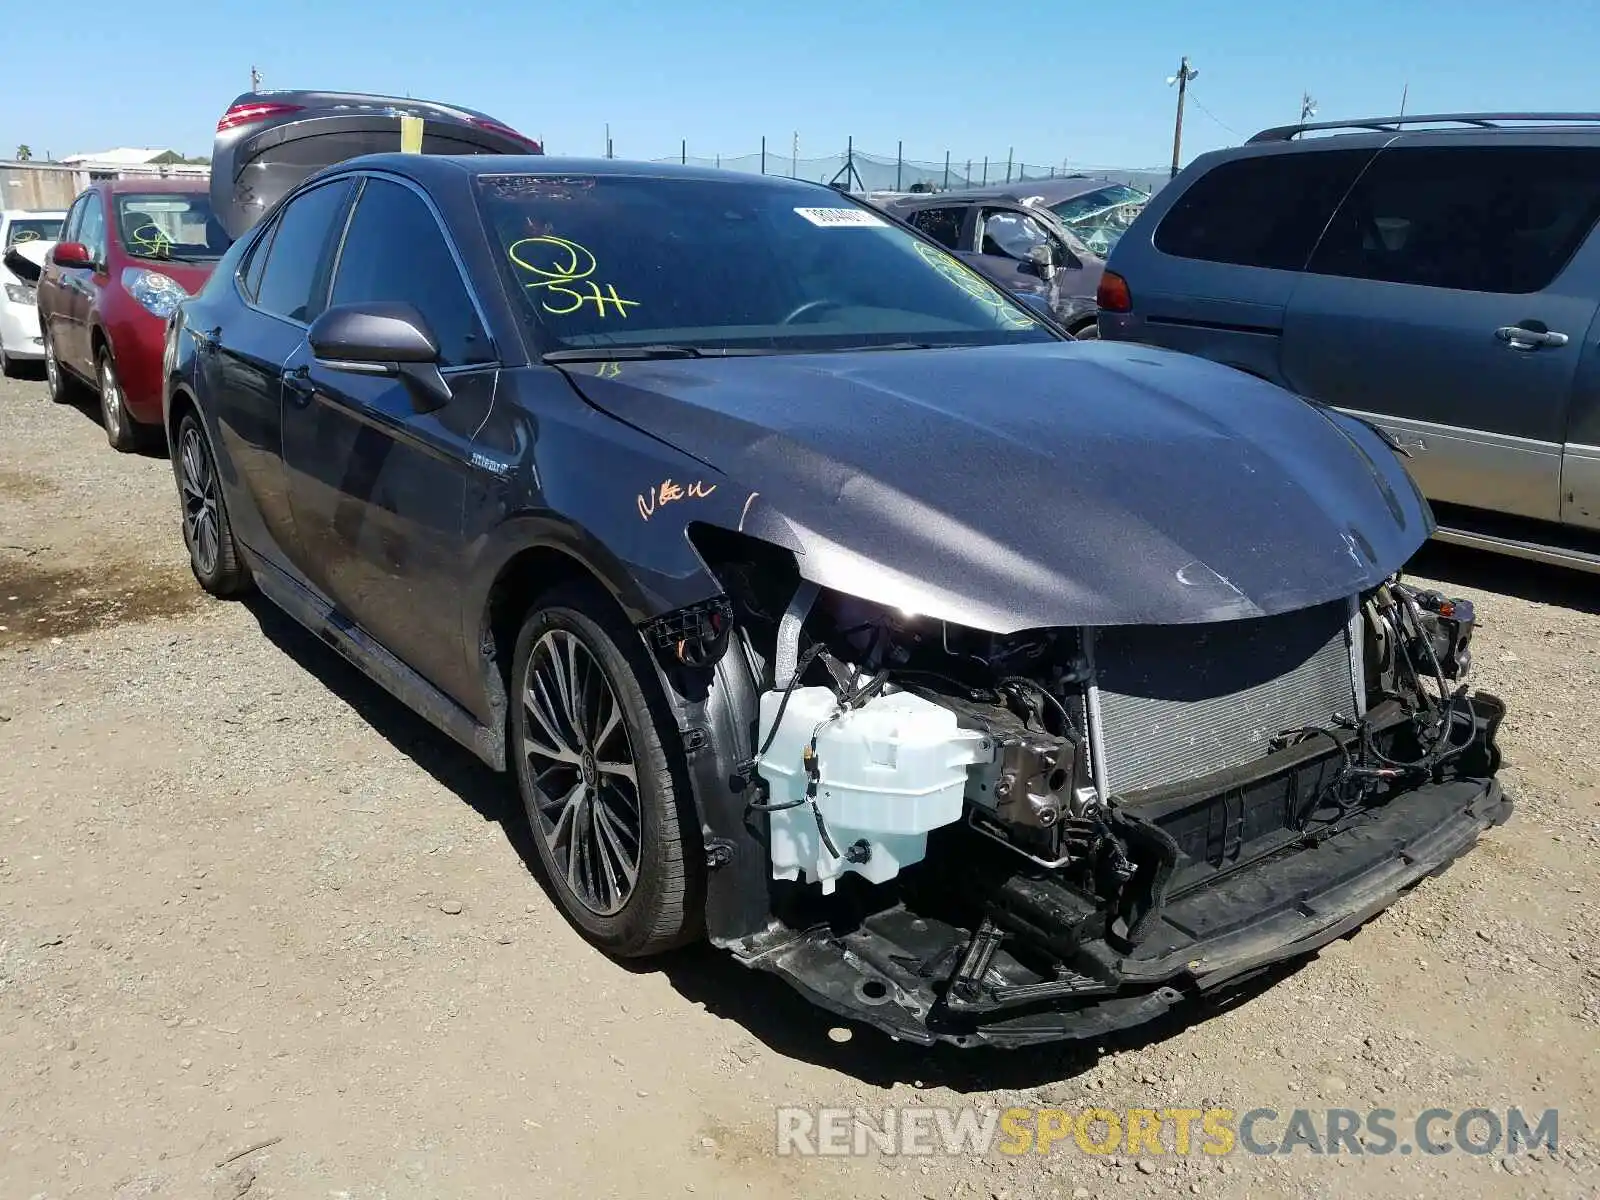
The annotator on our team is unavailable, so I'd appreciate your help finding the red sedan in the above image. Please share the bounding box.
[37,178,227,451]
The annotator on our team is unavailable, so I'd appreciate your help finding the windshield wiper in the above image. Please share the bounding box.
[542,345,774,363]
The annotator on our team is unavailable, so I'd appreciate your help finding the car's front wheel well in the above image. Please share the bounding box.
[481,546,633,746]
[166,387,198,458]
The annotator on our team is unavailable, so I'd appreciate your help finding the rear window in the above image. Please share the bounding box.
[4,217,64,248]
[115,193,230,262]
[1304,145,1600,294]
[1154,149,1373,270]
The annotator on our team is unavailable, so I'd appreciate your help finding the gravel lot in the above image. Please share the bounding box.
[2,368,1598,1200]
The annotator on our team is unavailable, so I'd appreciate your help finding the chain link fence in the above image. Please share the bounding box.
[630,142,1168,194]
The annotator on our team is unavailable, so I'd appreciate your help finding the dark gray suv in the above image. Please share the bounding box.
[1098,113,1600,573]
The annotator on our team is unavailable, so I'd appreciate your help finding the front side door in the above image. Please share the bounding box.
[209,177,356,569]
[969,206,1090,323]
[38,194,84,361]
[281,174,498,705]
[1281,141,1600,524]
[62,191,107,373]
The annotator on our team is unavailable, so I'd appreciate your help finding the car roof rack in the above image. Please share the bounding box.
[1247,112,1600,143]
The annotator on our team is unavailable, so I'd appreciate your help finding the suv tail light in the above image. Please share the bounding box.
[216,101,306,133]
[1097,269,1132,314]
[466,116,543,152]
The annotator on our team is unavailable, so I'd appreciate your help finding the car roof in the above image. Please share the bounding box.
[321,152,846,193]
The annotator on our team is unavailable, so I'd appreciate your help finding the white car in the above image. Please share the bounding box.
[1,209,67,376]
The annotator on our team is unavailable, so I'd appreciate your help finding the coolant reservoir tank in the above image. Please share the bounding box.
[755,687,991,894]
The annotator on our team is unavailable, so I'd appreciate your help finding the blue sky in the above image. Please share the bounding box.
[6,0,1600,172]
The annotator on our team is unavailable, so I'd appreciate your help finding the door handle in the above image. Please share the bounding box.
[1496,323,1569,351]
[283,366,315,408]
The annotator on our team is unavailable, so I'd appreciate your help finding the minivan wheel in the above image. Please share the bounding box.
[511,586,701,957]
[97,349,139,452]
[176,412,251,597]
[1071,320,1100,341]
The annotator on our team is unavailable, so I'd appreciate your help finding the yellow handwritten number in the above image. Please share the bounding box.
[508,235,640,319]
[637,478,717,521]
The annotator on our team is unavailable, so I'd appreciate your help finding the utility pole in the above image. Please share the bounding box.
[1300,91,1318,122]
[250,65,262,91]
[1167,55,1198,179]
[1399,82,1409,120]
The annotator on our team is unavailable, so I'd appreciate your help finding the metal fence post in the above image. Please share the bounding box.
[944,151,950,189]
[896,140,903,191]
[1006,147,1013,183]
[761,136,767,175]
[981,156,988,185]
[681,139,686,165]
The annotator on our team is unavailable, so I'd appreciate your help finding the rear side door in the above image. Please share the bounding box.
[210,177,356,570]
[280,174,498,705]
[1281,140,1600,524]
[1102,147,1376,381]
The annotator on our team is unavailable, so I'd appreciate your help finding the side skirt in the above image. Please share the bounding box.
[245,550,505,771]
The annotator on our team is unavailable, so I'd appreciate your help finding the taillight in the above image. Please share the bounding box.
[1096,269,1132,313]
[216,101,305,133]
[467,116,543,152]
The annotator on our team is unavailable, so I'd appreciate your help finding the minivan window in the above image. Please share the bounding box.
[77,194,107,265]
[253,180,354,323]
[329,178,493,367]
[1304,145,1600,294]
[1154,149,1373,271]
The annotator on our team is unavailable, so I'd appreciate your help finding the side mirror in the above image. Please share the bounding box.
[52,241,94,269]
[1028,243,1058,281]
[307,301,452,413]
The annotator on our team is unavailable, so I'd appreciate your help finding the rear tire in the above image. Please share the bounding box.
[43,330,75,403]
[510,584,702,957]
[175,411,251,597]
[1071,320,1100,341]
[0,347,15,378]
[97,348,140,452]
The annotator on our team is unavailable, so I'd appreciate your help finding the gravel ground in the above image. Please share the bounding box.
[2,368,1597,1200]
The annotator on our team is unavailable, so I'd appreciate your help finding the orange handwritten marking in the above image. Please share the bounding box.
[637,478,717,521]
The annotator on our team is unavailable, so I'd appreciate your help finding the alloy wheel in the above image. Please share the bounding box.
[521,629,643,916]
[99,357,126,443]
[178,424,221,577]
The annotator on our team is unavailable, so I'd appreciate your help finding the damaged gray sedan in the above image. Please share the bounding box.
[165,155,1508,1049]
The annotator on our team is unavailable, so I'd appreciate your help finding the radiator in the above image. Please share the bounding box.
[1090,599,1358,795]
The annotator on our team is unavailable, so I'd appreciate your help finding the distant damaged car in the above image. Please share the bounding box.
[162,135,1509,1047]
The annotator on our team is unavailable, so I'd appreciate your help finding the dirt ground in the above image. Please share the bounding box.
[2,369,1598,1200]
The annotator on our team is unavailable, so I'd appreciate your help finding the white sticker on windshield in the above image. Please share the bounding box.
[793,206,886,228]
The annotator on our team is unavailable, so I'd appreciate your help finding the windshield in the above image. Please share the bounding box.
[114,193,231,262]
[4,218,64,248]
[1047,184,1150,256]
[476,173,1056,355]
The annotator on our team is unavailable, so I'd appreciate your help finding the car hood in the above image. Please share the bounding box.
[564,340,1432,631]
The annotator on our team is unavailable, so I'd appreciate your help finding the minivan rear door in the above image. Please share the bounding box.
[1281,137,1600,524]
[210,90,541,239]
[1100,145,1376,381]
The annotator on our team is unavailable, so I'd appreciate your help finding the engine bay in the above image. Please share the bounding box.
[653,528,1505,1045]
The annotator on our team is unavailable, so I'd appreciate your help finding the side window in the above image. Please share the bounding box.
[254,180,354,323]
[329,178,493,367]
[238,221,276,302]
[907,206,965,251]
[1154,149,1374,270]
[978,209,1057,262]
[61,195,85,244]
[1306,146,1600,294]
[77,194,106,264]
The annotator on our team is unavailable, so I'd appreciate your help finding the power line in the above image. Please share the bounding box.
[1189,93,1242,139]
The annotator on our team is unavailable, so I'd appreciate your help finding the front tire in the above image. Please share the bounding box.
[97,348,140,452]
[175,411,251,597]
[511,585,701,957]
[1071,319,1100,341]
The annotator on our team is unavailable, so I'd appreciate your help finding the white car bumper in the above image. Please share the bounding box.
[0,295,44,361]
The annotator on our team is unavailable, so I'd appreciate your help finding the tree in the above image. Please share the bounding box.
[14,145,31,161]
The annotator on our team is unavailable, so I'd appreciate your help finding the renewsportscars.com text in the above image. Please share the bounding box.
[775,1106,1560,1158]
